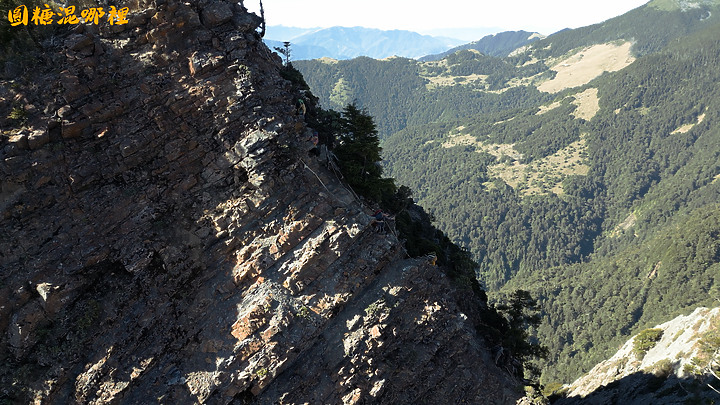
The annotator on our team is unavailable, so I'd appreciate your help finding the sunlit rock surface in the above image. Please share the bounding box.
[0,1,522,403]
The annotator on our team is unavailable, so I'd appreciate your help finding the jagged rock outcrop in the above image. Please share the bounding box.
[558,307,720,404]
[0,1,521,403]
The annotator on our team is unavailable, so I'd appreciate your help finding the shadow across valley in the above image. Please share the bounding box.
[553,370,720,405]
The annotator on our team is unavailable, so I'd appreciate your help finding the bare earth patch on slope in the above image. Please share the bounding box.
[538,42,635,93]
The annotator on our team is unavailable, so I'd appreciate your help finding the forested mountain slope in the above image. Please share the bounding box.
[296,0,720,138]
[297,0,720,386]
[519,0,720,60]
[386,21,720,383]
[295,55,551,137]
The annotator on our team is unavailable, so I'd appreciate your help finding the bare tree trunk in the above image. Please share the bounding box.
[708,354,720,394]
[259,0,266,37]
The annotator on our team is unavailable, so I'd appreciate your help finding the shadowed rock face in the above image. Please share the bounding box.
[556,307,720,405]
[0,1,521,403]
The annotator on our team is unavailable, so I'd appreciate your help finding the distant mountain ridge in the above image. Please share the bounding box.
[420,30,545,61]
[649,0,720,10]
[264,25,321,41]
[265,25,464,60]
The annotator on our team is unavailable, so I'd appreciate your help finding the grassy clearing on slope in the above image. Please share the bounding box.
[610,212,638,238]
[537,42,636,93]
[424,74,488,89]
[572,88,601,121]
[488,138,590,196]
[330,77,352,106]
[671,112,706,134]
[537,88,599,121]
[536,101,562,115]
[440,131,590,196]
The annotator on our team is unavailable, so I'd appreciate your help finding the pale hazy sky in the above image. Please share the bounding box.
[245,0,651,36]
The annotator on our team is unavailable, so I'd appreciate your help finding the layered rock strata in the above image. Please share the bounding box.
[0,1,521,403]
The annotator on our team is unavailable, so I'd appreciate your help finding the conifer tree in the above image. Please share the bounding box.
[274,41,291,66]
[334,103,395,202]
[496,290,549,377]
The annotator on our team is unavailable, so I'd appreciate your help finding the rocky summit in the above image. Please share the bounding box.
[0,0,521,403]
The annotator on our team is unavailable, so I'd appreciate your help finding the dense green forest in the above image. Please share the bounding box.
[385,22,720,382]
[297,0,720,139]
[296,0,720,385]
[295,55,552,137]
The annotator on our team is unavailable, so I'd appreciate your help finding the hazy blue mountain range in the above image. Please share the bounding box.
[265,25,465,60]
[420,30,545,61]
[421,26,506,42]
[265,25,322,41]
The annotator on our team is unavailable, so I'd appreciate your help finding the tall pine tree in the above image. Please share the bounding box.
[335,103,395,203]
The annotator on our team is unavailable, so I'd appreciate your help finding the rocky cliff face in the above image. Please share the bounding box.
[558,307,720,404]
[0,1,521,403]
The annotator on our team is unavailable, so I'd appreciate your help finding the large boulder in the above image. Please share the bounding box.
[201,1,233,27]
